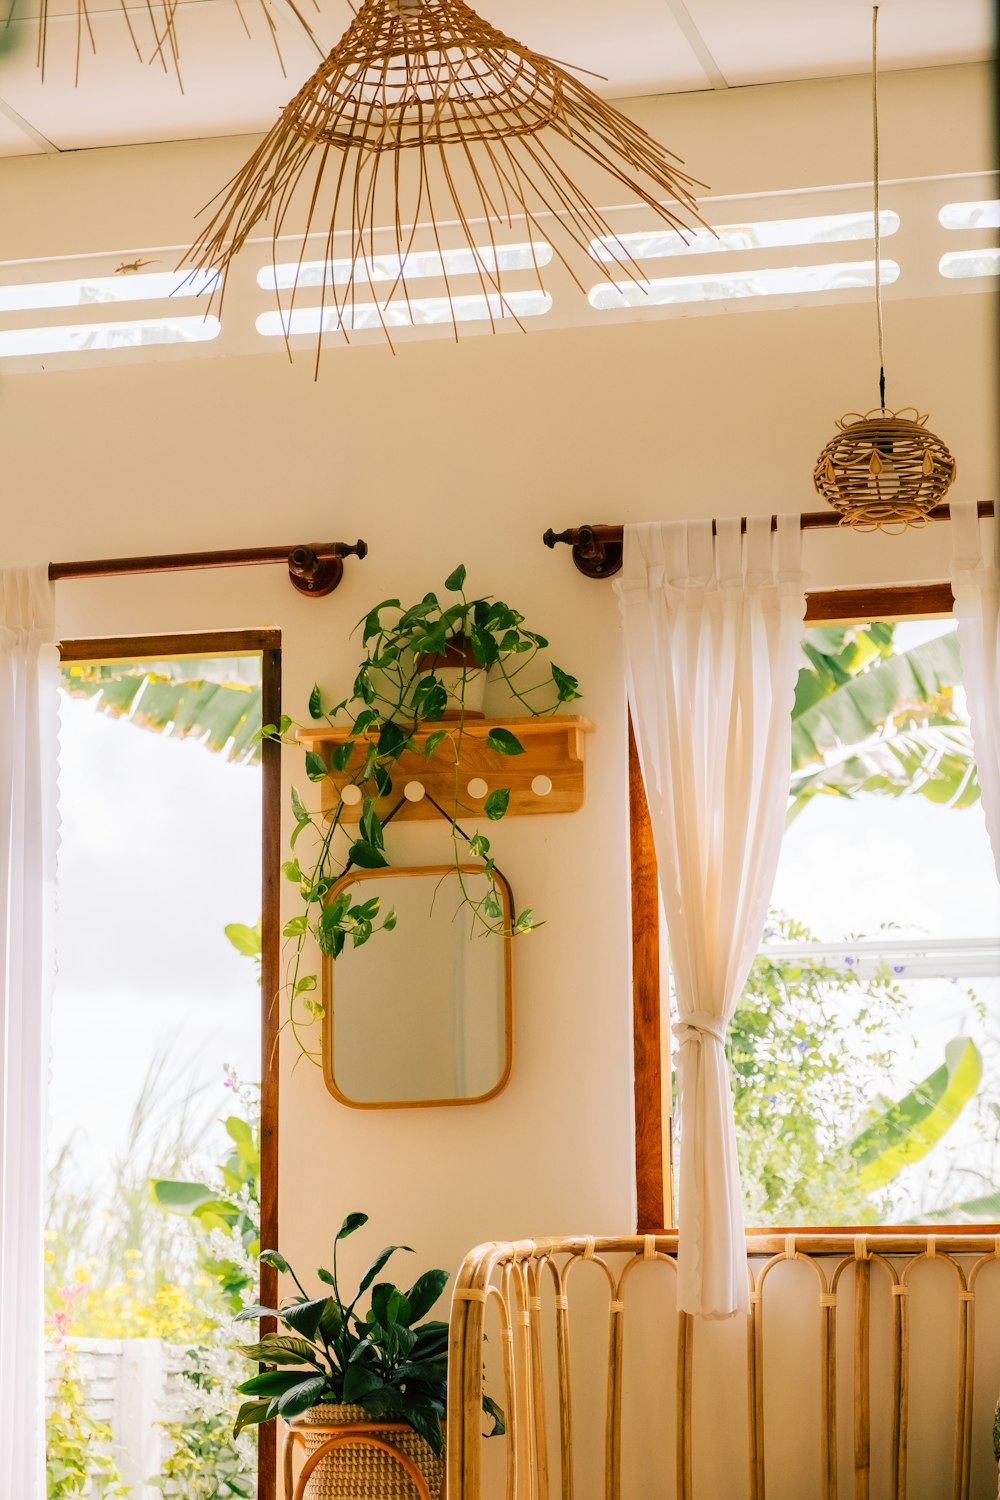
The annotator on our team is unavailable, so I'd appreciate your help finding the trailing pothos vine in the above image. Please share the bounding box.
[261,565,581,1063]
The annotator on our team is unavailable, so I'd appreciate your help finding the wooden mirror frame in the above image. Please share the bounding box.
[629,581,962,1234]
[321,863,514,1109]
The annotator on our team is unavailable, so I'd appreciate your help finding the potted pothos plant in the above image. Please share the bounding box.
[262,565,581,1060]
[233,1212,503,1495]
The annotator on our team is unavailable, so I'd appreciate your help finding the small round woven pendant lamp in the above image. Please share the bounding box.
[813,408,957,532]
[812,7,956,531]
[184,0,710,357]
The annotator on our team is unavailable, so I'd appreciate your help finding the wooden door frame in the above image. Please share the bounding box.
[58,628,282,1500]
[629,580,977,1234]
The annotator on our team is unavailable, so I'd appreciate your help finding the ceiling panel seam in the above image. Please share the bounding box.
[661,0,729,89]
[0,92,60,152]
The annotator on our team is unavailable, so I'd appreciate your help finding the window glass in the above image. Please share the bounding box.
[590,209,899,264]
[673,618,1000,1227]
[256,290,551,335]
[0,316,220,358]
[939,248,1000,281]
[258,241,553,289]
[589,260,900,311]
[938,199,1000,230]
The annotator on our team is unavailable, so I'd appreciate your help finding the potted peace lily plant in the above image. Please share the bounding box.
[233,1212,503,1494]
[263,565,582,1062]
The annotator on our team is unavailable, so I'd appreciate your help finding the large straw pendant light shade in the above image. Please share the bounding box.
[185,0,709,355]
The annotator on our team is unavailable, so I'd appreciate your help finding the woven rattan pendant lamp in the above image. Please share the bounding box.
[813,6,955,531]
[184,0,709,358]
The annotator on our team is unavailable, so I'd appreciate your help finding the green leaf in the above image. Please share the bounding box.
[283,915,308,937]
[343,1365,388,1403]
[370,1282,411,1329]
[150,1179,218,1214]
[792,632,963,773]
[234,1303,283,1323]
[925,1189,1000,1223]
[234,1400,274,1438]
[424,729,448,758]
[294,975,317,995]
[551,663,582,703]
[290,787,310,825]
[383,909,397,931]
[238,1370,310,1398]
[362,599,401,644]
[276,1376,331,1419]
[482,1393,506,1438]
[484,788,510,821]
[259,1249,290,1274]
[308,684,323,720]
[444,564,467,593]
[282,859,302,884]
[485,728,524,756]
[850,1037,983,1191]
[337,1211,369,1241]
[281,1297,335,1342]
[235,1336,321,1365]
[349,839,389,870]
[358,1244,413,1297]
[403,1401,445,1456]
[224,921,262,958]
[469,833,490,858]
[360,800,384,850]
[332,742,356,773]
[305,751,328,782]
[404,1269,449,1323]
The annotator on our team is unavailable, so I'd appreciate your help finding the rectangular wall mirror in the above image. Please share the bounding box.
[321,865,513,1108]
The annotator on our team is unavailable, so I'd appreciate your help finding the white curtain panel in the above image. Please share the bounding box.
[0,567,58,1496]
[618,517,806,1318]
[951,502,1000,879]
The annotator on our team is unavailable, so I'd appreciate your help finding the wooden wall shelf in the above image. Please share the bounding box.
[297,716,594,823]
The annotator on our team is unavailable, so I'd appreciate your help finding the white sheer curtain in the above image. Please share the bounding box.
[951,502,1000,879]
[618,517,805,1318]
[0,567,58,1495]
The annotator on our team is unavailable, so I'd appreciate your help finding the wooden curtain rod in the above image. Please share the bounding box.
[48,539,368,598]
[543,501,996,579]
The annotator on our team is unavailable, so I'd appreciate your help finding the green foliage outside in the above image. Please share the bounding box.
[721,620,997,1227]
[45,1064,260,1497]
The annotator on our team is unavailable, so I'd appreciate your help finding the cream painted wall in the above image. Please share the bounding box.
[2,59,998,1498]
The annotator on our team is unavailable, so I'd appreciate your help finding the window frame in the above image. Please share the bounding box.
[57,628,282,1500]
[629,580,1000,1236]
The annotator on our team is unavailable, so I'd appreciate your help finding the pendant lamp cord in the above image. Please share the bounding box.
[872,4,886,412]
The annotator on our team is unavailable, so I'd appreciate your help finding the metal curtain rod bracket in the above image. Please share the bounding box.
[49,539,368,598]
[544,502,995,580]
[542,525,623,580]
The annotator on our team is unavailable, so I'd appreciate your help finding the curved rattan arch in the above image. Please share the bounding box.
[283,1426,434,1500]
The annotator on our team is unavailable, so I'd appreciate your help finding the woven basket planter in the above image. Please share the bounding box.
[291,1405,445,1499]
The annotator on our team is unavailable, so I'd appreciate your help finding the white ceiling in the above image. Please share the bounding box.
[0,0,993,157]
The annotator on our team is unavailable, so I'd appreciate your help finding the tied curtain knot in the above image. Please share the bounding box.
[672,1010,728,1049]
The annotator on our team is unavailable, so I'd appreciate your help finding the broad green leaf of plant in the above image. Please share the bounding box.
[224,921,262,958]
[925,1189,1000,1222]
[485,728,524,756]
[484,788,510,821]
[792,631,963,771]
[850,1037,983,1192]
